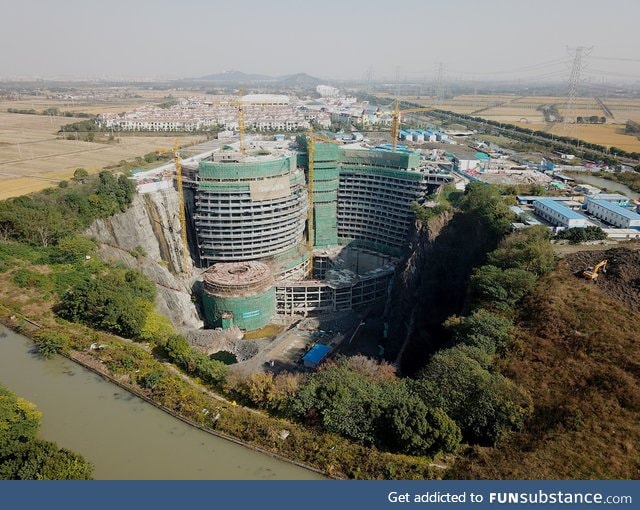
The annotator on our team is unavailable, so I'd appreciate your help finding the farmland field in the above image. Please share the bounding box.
[0,89,207,199]
[390,94,640,152]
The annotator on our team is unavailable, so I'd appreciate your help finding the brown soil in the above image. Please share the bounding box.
[565,247,640,313]
[451,261,640,479]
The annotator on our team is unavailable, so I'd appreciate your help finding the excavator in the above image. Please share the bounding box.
[582,259,607,281]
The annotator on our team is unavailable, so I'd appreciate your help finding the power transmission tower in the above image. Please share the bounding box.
[365,65,374,93]
[562,46,592,139]
[434,62,446,104]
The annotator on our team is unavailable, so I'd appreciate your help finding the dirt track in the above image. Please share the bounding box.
[566,247,640,312]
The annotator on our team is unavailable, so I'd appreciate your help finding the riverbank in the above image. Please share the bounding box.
[566,172,640,200]
[0,297,443,480]
[0,324,320,479]
[0,310,325,477]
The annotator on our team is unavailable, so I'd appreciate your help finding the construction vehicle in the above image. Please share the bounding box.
[582,259,607,280]
[388,98,439,151]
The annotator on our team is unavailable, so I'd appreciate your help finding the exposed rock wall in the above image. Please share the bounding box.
[385,211,498,375]
[87,188,203,330]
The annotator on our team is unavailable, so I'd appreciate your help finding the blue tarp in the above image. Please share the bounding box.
[302,344,331,367]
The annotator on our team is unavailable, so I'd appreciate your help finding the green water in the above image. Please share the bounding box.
[0,325,323,480]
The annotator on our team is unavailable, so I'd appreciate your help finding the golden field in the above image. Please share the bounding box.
[0,111,205,200]
[391,94,640,152]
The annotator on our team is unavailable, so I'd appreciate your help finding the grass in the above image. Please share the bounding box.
[450,259,640,479]
[0,242,444,480]
[242,324,285,340]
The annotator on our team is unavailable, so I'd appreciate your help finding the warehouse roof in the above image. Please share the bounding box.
[534,198,586,220]
[589,199,640,220]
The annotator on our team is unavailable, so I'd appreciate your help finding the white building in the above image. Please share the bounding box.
[316,85,340,97]
[533,198,588,228]
[585,198,640,229]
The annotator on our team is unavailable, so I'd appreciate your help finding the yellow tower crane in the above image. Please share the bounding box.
[207,91,274,153]
[172,143,190,272]
[389,98,440,151]
[154,144,190,272]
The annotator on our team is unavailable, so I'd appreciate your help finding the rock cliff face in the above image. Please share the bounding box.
[385,211,498,375]
[87,188,203,329]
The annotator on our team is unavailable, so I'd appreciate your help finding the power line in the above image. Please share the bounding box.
[434,62,445,104]
[562,46,592,139]
[448,57,570,76]
[589,55,640,63]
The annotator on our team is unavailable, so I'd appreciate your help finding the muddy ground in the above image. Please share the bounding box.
[565,247,640,312]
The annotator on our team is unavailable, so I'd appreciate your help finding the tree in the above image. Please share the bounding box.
[470,265,537,311]
[446,308,514,355]
[34,331,69,359]
[291,359,395,444]
[57,267,156,339]
[381,395,461,456]
[0,387,41,457]
[488,225,555,276]
[555,226,607,244]
[0,439,92,480]
[72,168,89,181]
[416,346,532,445]
[0,385,93,479]
[459,182,514,237]
[53,235,96,263]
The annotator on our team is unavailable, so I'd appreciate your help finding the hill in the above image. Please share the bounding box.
[196,70,272,82]
[192,70,323,88]
[450,248,640,479]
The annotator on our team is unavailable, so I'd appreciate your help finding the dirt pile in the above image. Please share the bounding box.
[566,248,640,312]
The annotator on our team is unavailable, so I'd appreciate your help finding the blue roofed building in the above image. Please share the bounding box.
[533,198,588,228]
[585,198,640,229]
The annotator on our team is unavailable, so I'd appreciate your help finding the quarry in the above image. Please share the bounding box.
[86,136,453,372]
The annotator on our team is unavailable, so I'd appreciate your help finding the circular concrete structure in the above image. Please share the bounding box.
[202,262,276,331]
[192,151,308,264]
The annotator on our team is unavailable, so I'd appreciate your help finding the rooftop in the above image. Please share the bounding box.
[589,199,640,221]
[203,261,274,295]
[534,198,587,220]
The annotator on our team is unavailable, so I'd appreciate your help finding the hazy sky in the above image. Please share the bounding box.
[2,0,639,82]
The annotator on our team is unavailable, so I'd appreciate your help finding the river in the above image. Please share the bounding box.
[567,173,640,201]
[0,325,323,480]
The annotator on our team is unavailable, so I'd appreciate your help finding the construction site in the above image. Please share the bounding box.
[173,134,452,368]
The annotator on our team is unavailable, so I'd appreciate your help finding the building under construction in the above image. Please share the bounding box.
[185,142,451,331]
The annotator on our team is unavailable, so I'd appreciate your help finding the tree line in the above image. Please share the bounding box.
[403,103,640,165]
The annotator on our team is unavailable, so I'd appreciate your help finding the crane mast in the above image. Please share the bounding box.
[173,143,190,272]
[390,99,439,151]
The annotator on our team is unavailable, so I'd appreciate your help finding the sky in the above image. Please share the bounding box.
[2,0,639,83]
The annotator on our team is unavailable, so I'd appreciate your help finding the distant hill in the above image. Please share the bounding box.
[192,70,323,88]
[274,73,322,87]
[196,70,272,83]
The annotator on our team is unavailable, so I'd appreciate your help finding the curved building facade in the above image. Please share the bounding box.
[202,261,276,331]
[337,149,429,256]
[190,150,308,265]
